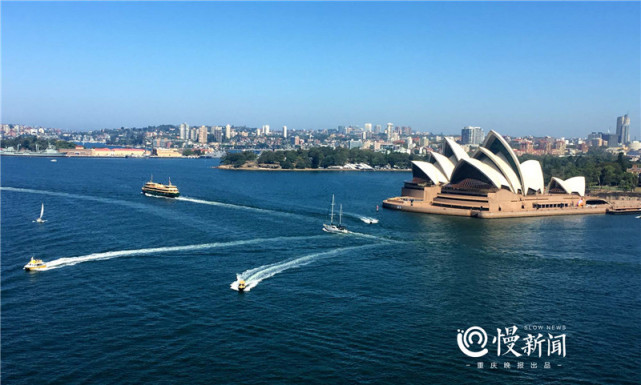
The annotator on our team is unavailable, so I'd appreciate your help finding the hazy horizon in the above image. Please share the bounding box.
[2,2,639,138]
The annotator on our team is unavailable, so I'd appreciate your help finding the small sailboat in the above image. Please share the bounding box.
[34,203,46,223]
[323,195,348,234]
[24,257,47,271]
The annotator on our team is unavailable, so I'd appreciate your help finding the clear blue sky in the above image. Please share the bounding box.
[2,1,639,138]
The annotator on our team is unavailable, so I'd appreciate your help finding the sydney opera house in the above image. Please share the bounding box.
[383,130,611,218]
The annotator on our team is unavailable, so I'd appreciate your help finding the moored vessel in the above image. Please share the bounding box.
[141,176,180,198]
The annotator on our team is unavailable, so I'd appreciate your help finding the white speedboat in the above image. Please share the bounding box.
[360,217,379,224]
[24,257,47,271]
[323,195,349,234]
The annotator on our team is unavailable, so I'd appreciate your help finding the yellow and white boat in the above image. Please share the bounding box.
[24,257,47,271]
[141,176,180,198]
[238,280,246,292]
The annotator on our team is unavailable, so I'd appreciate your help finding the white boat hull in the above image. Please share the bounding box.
[323,224,349,234]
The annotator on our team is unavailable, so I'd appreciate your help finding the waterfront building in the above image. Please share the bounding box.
[461,126,484,145]
[153,148,182,157]
[382,130,619,218]
[89,148,148,157]
[616,114,630,144]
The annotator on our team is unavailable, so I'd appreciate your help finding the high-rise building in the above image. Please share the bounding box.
[263,125,270,135]
[461,126,485,145]
[364,123,372,132]
[198,125,208,144]
[211,126,222,142]
[616,114,630,144]
[225,124,231,140]
[283,125,288,138]
[604,133,619,148]
[374,124,382,134]
[190,127,198,141]
[179,123,189,140]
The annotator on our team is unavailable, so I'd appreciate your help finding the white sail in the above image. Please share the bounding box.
[329,194,335,224]
[39,203,44,220]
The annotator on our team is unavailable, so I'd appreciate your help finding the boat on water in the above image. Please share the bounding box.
[34,203,46,223]
[1,143,65,157]
[141,176,180,198]
[238,280,246,292]
[24,257,47,271]
[360,217,379,224]
[323,195,349,234]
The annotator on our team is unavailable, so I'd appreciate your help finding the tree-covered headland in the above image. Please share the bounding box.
[221,148,427,170]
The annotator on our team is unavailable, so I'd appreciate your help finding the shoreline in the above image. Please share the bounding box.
[215,165,410,172]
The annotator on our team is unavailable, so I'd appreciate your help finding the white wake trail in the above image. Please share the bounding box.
[231,244,378,292]
[176,196,315,221]
[41,235,327,270]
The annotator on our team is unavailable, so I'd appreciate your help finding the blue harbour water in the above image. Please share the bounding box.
[1,157,639,384]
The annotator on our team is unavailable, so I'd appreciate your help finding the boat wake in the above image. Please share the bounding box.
[176,196,314,222]
[349,231,401,243]
[230,244,377,292]
[39,235,327,270]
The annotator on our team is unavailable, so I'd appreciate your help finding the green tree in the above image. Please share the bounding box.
[600,165,617,186]
[619,173,637,191]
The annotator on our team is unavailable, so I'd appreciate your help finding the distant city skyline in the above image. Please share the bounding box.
[2,2,639,137]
